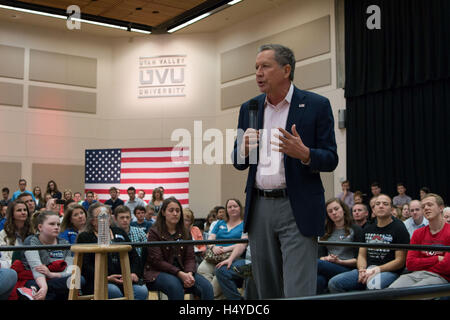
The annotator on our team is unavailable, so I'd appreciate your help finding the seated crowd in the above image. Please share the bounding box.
[0,178,448,300]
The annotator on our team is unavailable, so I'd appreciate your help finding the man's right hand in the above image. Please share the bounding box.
[240,128,259,158]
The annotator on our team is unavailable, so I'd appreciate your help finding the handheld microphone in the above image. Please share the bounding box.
[248,99,258,129]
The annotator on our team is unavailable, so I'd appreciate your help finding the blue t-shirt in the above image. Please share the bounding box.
[130,220,153,234]
[211,220,244,247]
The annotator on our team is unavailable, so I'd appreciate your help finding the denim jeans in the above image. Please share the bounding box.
[328,268,399,293]
[26,275,86,300]
[108,283,149,300]
[146,272,214,300]
[316,259,353,294]
[215,259,246,300]
[0,269,17,300]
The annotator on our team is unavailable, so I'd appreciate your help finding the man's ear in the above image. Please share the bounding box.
[284,65,291,79]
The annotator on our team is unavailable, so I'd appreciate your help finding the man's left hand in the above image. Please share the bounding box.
[272,124,310,163]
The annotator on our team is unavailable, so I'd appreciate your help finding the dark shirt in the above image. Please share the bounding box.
[104,198,125,212]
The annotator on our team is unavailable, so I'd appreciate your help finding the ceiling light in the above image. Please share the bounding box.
[167,12,211,33]
[0,4,151,34]
[0,4,66,20]
[228,0,243,5]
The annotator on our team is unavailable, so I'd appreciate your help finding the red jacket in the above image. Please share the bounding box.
[9,259,67,300]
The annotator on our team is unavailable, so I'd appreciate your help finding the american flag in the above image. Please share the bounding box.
[85,147,190,206]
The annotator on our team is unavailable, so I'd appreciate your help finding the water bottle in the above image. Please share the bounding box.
[97,207,110,247]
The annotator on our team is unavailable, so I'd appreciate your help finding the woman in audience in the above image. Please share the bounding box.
[317,198,364,294]
[443,207,450,224]
[183,208,206,266]
[18,211,82,300]
[76,202,148,300]
[149,187,164,215]
[59,204,86,244]
[33,186,45,211]
[198,199,244,299]
[400,203,410,221]
[0,200,34,268]
[203,210,217,238]
[46,180,62,200]
[62,190,75,210]
[144,197,213,300]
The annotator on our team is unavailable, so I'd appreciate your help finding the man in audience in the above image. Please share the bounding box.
[82,191,97,211]
[336,180,354,209]
[105,187,124,212]
[404,200,429,238]
[125,187,147,222]
[444,207,450,224]
[11,179,35,201]
[352,203,370,229]
[73,192,83,205]
[389,193,450,288]
[131,206,152,234]
[370,182,382,198]
[328,194,410,292]
[0,188,10,207]
[137,190,147,203]
[419,187,431,200]
[17,192,37,215]
[393,183,412,208]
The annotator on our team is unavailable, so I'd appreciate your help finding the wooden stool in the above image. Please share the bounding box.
[68,244,134,300]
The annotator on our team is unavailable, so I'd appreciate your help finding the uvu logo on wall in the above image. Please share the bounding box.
[138,55,186,98]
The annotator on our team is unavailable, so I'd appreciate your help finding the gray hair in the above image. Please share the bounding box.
[258,44,296,81]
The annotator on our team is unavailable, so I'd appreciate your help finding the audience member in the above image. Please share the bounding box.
[138,190,147,203]
[352,203,370,229]
[32,186,45,211]
[144,197,214,300]
[104,187,124,212]
[183,208,206,266]
[390,193,450,288]
[401,203,410,221]
[328,194,410,292]
[149,187,164,215]
[353,191,363,205]
[62,190,75,210]
[131,206,153,234]
[370,182,381,198]
[17,193,37,218]
[393,183,412,207]
[404,200,429,238]
[203,210,217,237]
[215,233,258,300]
[73,192,83,205]
[336,180,354,209]
[0,200,34,268]
[369,196,377,220]
[420,187,431,200]
[317,198,363,294]
[125,187,147,222]
[76,203,148,300]
[198,199,244,299]
[46,180,62,200]
[0,187,10,207]
[444,207,450,224]
[208,206,228,237]
[0,204,6,231]
[11,179,35,202]
[113,205,147,259]
[392,206,402,220]
[145,204,156,223]
[16,211,82,300]
[0,268,17,300]
[59,205,87,244]
[81,191,97,211]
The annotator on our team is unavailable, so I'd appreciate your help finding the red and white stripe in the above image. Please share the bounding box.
[85,147,190,206]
